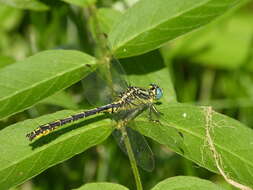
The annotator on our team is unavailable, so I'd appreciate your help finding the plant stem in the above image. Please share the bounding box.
[121,127,143,190]
[87,4,108,57]
[87,4,115,98]
[87,5,142,188]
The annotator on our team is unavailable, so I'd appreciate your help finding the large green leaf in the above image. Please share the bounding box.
[152,176,224,190]
[74,182,129,190]
[108,0,245,58]
[0,110,113,190]
[135,103,253,188]
[0,50,96,120]
[0,0,49,11]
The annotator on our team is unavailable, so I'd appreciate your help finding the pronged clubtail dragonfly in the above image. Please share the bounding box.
[26,56,163,172]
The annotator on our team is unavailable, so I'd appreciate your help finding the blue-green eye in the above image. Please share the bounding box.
[155,88,163,100]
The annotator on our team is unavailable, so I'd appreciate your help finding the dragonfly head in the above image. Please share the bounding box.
[149,84,163,101]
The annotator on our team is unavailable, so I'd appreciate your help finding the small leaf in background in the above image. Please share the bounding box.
[0,50,96,120]
[135,103,253,188]
[0,5,23,32]
[152,176,225,190]
[61,0,96,7]
[74,182,129,190]
[108,0,246,58]
[0,32,29,60]
[0,110,113,190]
[0,0,49,11]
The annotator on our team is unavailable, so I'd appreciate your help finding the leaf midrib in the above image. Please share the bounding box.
[0,63,94,102]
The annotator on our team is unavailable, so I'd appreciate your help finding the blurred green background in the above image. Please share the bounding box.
[0,0,253,190]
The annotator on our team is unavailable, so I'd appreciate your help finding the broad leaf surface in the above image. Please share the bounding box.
[134,103,253,188]
[152,176,224,190]
[0,50,96,120]
[108,0,245,58]
[0,0,49,11]
[0,110,113,190]
[74,182,129,190]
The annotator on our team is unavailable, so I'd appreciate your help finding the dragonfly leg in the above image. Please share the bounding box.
[124,107,145,123]
[148,105,162,124]
[151,104,163,116]
[115,106,144,130]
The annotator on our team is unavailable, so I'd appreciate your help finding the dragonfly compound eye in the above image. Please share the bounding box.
[155,87,163,100]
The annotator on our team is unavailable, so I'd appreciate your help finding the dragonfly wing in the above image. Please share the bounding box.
[81,70,112,106]
[82,56,155,171]
[82,57,128,106]
[113,127,155,172]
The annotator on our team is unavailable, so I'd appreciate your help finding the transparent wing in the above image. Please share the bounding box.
[81,57,128,106]
[82,57,155,172]
[113,126,155,172]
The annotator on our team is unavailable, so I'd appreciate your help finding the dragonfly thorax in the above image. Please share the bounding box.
[116,84,162,107]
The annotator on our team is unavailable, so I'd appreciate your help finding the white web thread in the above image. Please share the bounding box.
[204,106,252,190]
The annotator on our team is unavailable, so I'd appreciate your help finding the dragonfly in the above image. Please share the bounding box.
[26,56,163,171]
[26,84,163,140]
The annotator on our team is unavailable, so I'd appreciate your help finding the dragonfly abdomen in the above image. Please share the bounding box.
[26,103,122,141]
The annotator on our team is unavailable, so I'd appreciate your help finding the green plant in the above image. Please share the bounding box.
[0,0,253,190]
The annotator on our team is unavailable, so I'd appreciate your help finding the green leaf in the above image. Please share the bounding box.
[0,5,23,31]
[61,0,96,7]
[152,176,224,190]
[0,0,49,11]
[0,110,113,190]
[135,103,253,188]
[40,91,79,110]
[108,0,245,58]
[0,50,96,120]
[170,12,253,69]
[73,182,129,190]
